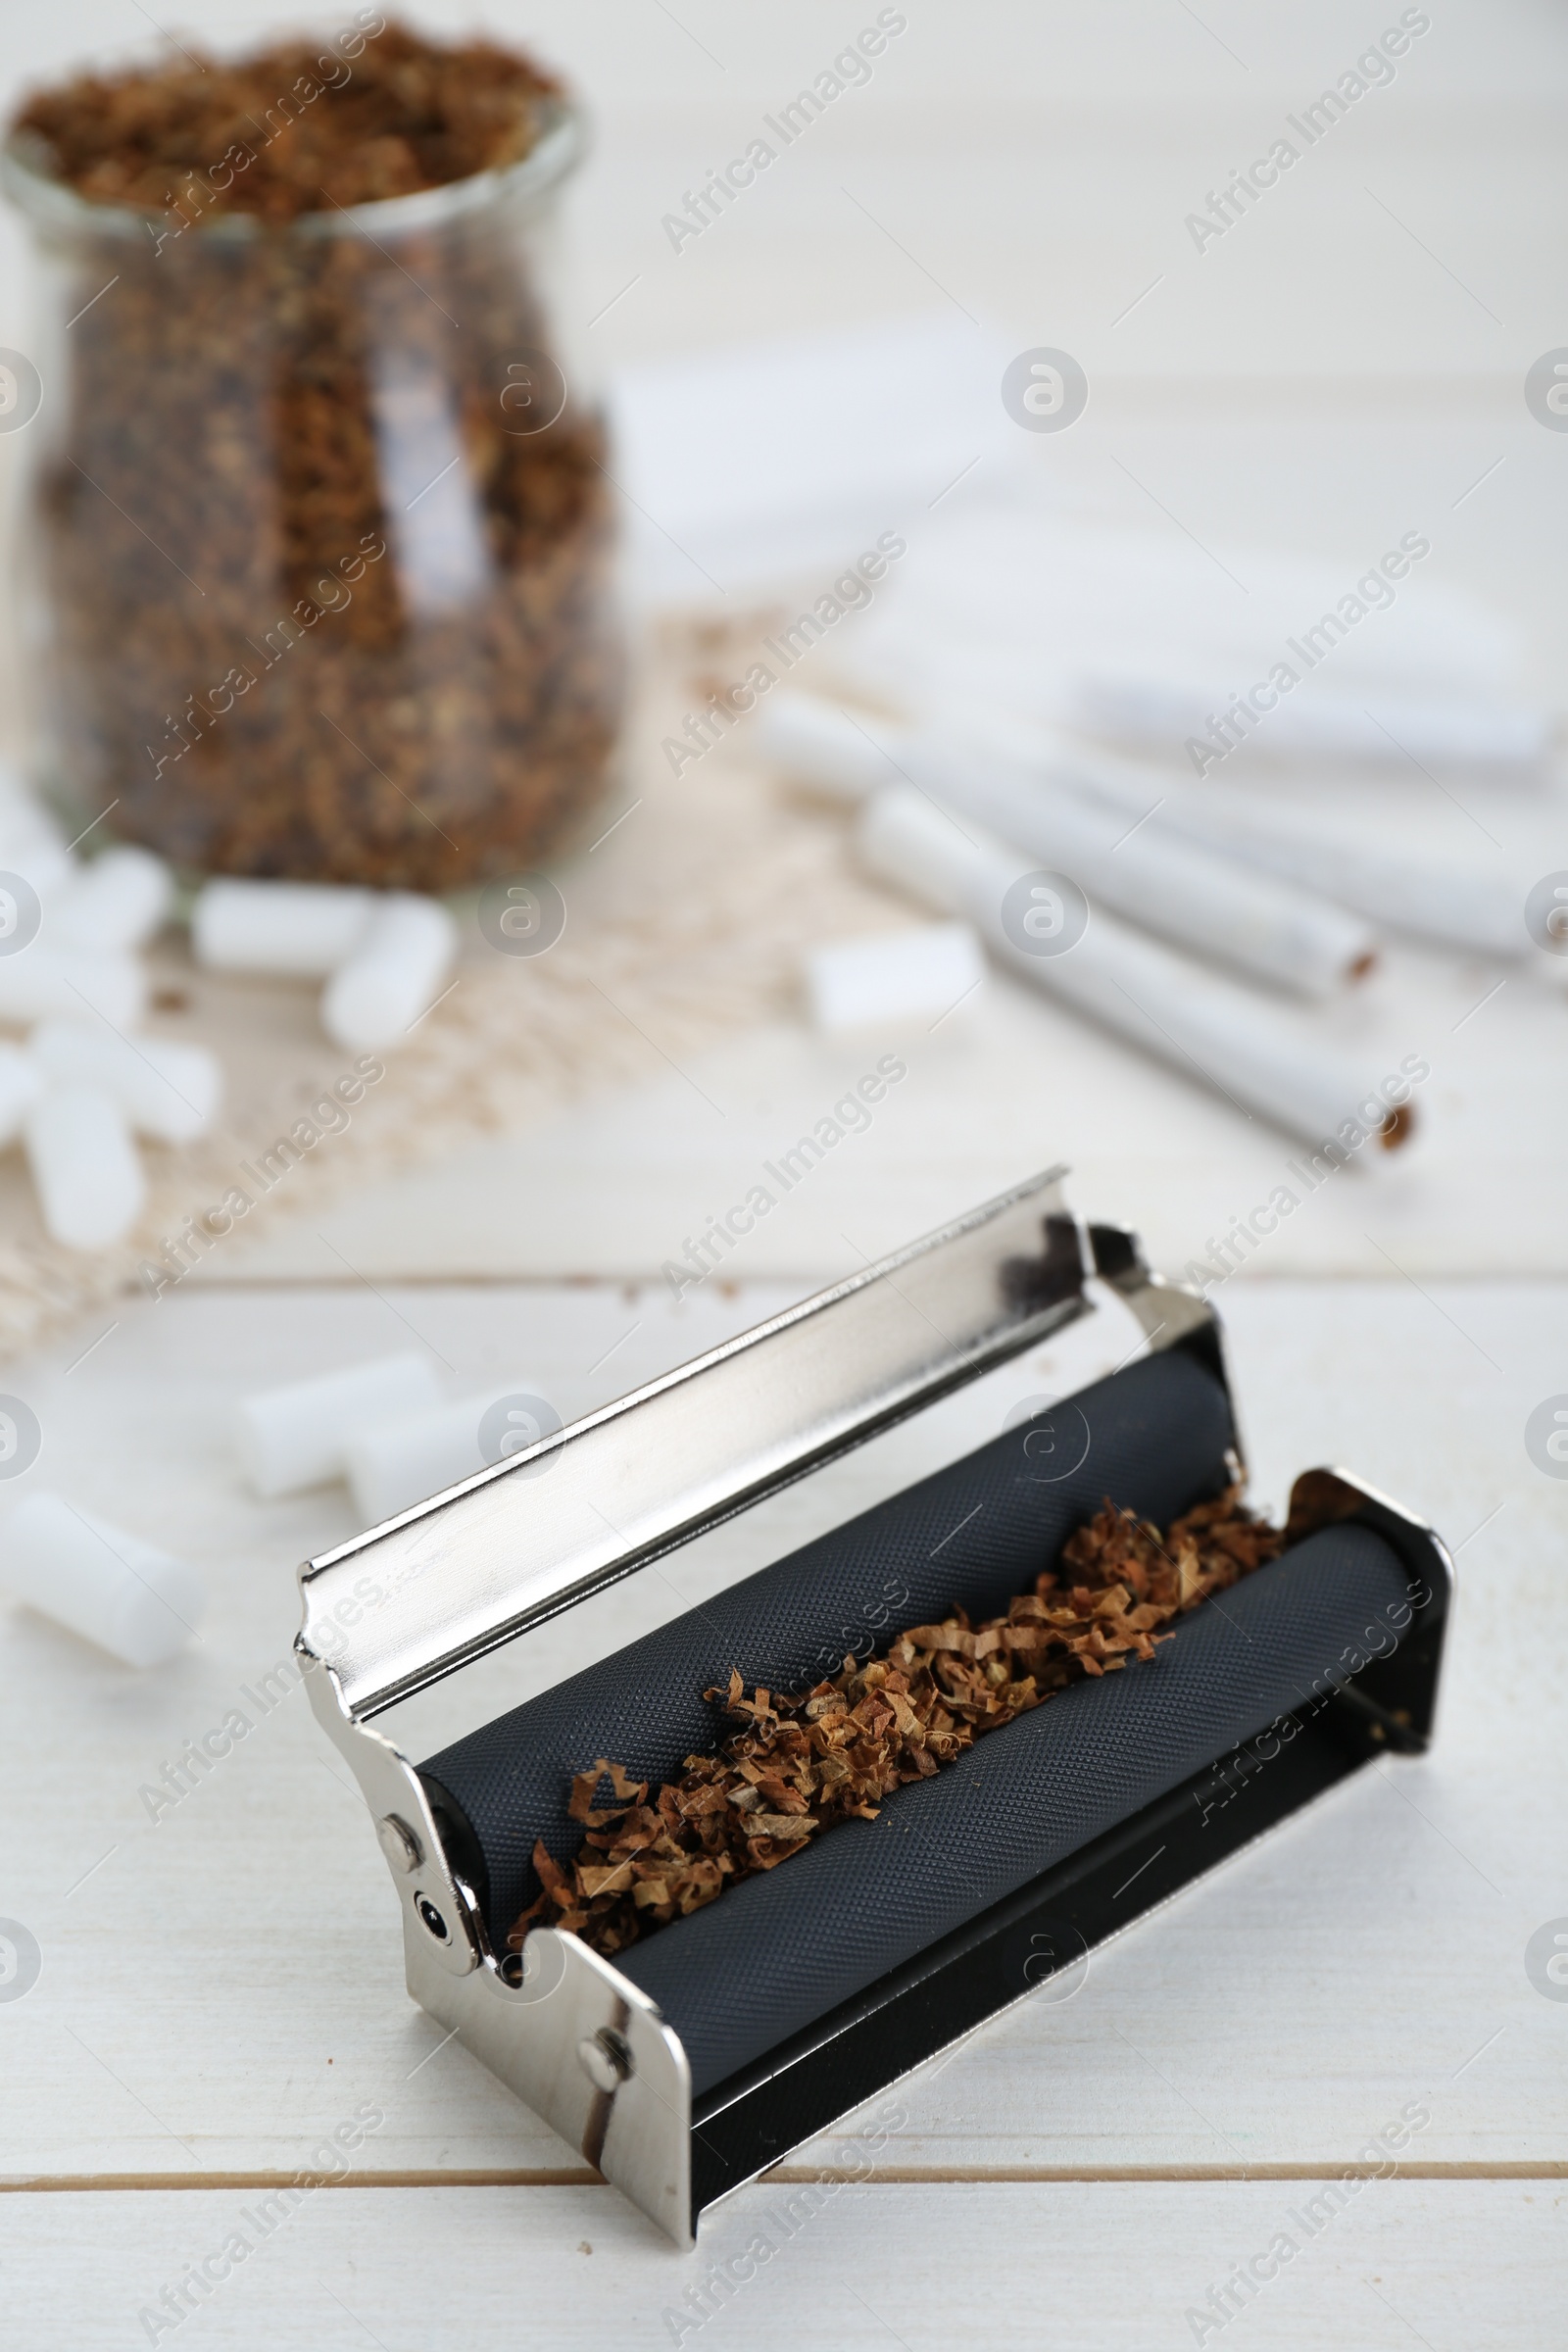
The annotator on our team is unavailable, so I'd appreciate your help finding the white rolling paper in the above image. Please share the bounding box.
[234,1351,443,1498]
[29,1018,222,1142]
[0,1492,205,1668]
[319,894,459,1052]
[829,499,1540,754]
[758,694,1377,997]
[859,785,1417,1152]
[192,879,374,977]
[24,1088,147,1248]
[609,312,1013,607]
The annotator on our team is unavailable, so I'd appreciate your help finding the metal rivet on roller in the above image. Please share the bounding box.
[376,1815,421,1873]
[415,1895,450,1941]
[576,2029,633,2092]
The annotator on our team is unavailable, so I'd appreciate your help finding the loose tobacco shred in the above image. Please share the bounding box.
[508,1486,1286,1959]
[7,22,621,889]
[12,24,562,222]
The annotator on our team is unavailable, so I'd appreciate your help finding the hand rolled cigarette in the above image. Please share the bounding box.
[759,692,1377,997]
[0,1493,205,1668]
[48,846,173,955]
[859,784,1419,1152]
[754,691,901,804]
[907,740,1374,999]
[30,1018,222,1143]
[904,704,1525,962]
[346,1383,560,1527]
[234,1351,443,1498]
[319,894,459,1052]
[769,690,1523,965]
[1059,754,1526,962]
[1072,667,1551,772]
[192,878,374,978]
[24,1087,147,1248]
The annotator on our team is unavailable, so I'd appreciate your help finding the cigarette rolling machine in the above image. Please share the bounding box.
[297,1169,1451,2243]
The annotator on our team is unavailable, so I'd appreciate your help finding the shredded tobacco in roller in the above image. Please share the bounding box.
[508,1486,1287,1959]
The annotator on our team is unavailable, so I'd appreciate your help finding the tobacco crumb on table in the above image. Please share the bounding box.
[508,1487,1287,1959]
[10,23,623,888]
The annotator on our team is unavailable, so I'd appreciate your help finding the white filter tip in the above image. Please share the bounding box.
[0,1493,204,1668]
[805,922,986,1033]
[234,1351,444,1497]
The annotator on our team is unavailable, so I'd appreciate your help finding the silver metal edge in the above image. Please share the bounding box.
[1284,1464,1456,1743]
[298,1165,1087,1719]
[406,1925,694,2245]
[303,1647,694,2235]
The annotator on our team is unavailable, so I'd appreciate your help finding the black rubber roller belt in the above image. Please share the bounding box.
[618,1517,1409,2095]
[420,1347,1237,1948]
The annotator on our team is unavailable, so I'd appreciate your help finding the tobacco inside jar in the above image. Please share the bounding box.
[3,23,624,887]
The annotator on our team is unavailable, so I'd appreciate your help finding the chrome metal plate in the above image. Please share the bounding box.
[299,1167,1086,1718]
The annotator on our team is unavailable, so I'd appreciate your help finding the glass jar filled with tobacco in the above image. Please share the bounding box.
[2,17,623,887]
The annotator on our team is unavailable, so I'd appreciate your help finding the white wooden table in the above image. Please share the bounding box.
[3,1261,1565,2347]
[4,1,1568,2340]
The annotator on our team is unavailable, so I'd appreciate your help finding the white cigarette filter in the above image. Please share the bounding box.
[47,845,173,954]
[759,693,1376,998]
[0,1492,205,1668]
[858,784,1420,1152]
[0,793,74,902]
[29,1018,222,1143]
[192,878,374,978]
[234,1350,443,1498]
[0,946,147,1029]
[319,894,460,1053]
[24,1087,147,1249]
[0,1042,40,1146]
[346,1383,562,1528]
[805,922,986,1034]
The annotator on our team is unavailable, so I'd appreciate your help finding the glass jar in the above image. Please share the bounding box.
[1,97,623,887]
